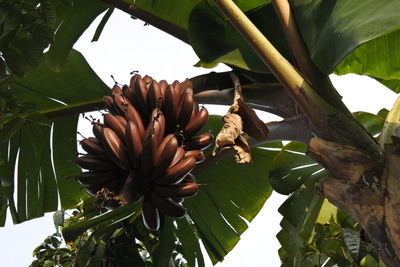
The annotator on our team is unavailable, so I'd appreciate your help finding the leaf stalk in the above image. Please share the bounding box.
[212,0,382,158]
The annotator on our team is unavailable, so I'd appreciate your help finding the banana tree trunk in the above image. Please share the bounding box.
[308,138,400,267]
[213,0,400,265]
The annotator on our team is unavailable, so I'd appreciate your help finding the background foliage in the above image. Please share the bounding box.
[0,0,399,266]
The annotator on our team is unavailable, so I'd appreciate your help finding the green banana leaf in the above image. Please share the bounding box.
[11,50,109,115]
[353,109,388,136]
[188,1,290,72]
[290,0,400,94]
[290,0,400,73]
[85,0,400,93]
[15,0,400,89]
[186,0,400,93]
[47,0,109,70]
[0,0,109,75]
[115,0,268,31]
[61,115,280,265]
[0,50,110,224]
[269,142,321,195]
[0,119,58,225]
[185,115,280,263]
[277,177,326,267]
[1,1,398,266]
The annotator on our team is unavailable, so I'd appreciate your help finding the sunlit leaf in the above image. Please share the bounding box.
[47,0,109,70]
[185,115,279,263]
[269,142,321,195]
[188,2,289,72]
[91,8,114,42]
[52,115,86,210]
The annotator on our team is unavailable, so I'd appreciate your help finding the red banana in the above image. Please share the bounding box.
[122,84,136,107]
[125,120,143,168]
[140,125,158,176]
[115,115,127,127]
[185,132,213,150]
[148,80,163,109]
[164,84,179,132]
[184,150,205,163]
[133,77,149,121]
[147,108,165,144]
[153,182,199,198]
[143,75,153,87]
[129,74,140,89]
[159,80,168,99]
[103,113,126,140]
[129,76,143,109]
[103,96,118,115]
[150,192,186,218]
[182,173,196,184]
[124,105,145,140]
[154,157,196,185]
[184,107,209,138]
[111,84,122,96]
[177,89,194,128]
[76,155,117,171]
[112,91,130,115]
[151,135,178,179]
[102,127,132,170]
[88,137,101,145]
[169,146,185,167]
[80,138,108,160]
[92,123,104,141]
[141,197,160,231]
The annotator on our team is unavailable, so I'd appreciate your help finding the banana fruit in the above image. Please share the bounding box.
[76,74,211,231]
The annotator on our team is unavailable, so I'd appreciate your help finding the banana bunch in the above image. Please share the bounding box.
[75,74,213,231]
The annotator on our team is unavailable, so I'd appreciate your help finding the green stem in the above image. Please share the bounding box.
[272,0,350,114]
[212,0,382,158]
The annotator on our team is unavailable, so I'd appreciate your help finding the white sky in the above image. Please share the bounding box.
[0,9,397,267]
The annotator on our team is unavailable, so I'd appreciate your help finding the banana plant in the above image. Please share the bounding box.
[1,0,400,266]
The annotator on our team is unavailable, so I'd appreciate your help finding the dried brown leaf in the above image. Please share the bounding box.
[233,134,252,163]
[215,113,243,147]
[212,72,252,163]
[237,99,269,140]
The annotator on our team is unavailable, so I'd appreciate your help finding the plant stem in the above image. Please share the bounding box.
[194,83,295,118]
[272,0,350,114]
[213,0,308,97]
[195,115,311,172]
[212,0,382,158]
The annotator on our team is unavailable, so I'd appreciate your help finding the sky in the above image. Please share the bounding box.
[0,8,398,267]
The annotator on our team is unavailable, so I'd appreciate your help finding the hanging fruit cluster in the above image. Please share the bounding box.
[75,74,212,231]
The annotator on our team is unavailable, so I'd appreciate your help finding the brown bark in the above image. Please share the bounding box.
[322,177,399,267]
[307,138,383,186]
[308,138,400,266]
